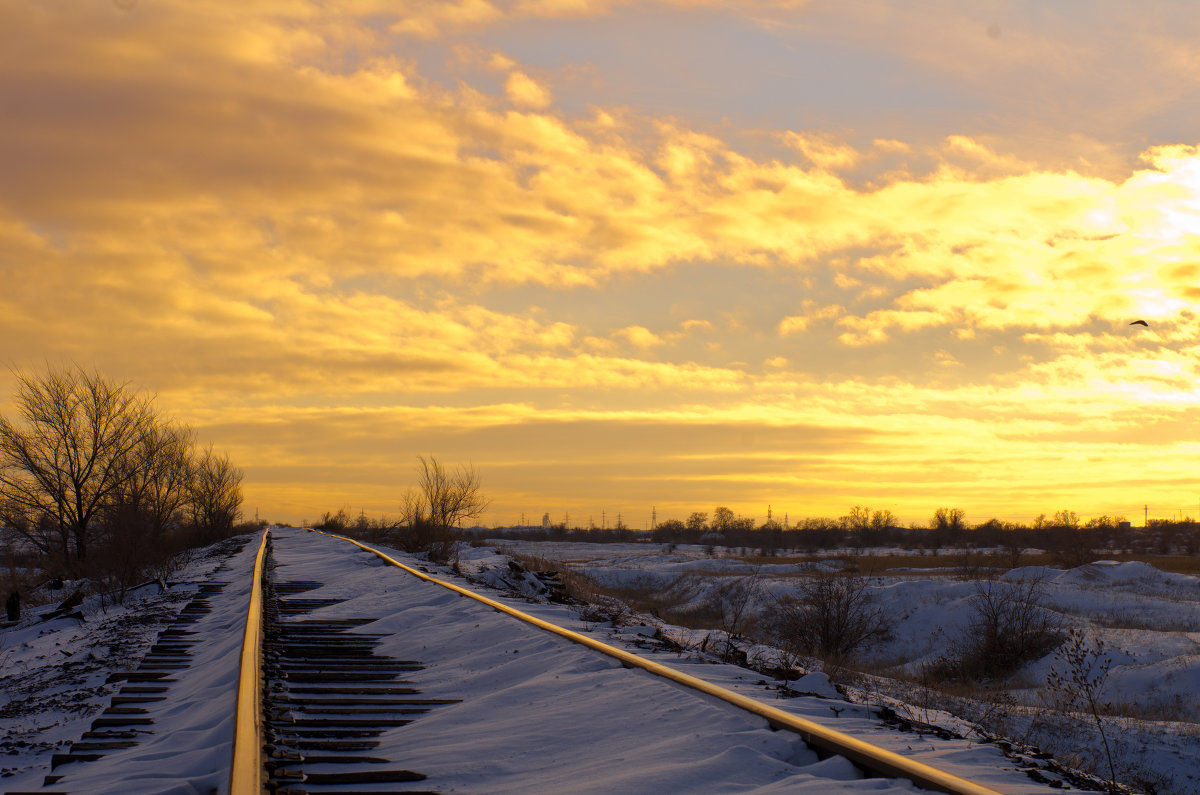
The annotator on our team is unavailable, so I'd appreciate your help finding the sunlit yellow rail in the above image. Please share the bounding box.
[318,531,1001,795]
[230,528,270,795]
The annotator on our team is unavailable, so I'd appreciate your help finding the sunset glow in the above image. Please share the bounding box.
[6,1,1200,527]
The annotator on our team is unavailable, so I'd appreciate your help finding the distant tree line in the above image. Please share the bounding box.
[470,504,1200,563]
[0,367,248,596]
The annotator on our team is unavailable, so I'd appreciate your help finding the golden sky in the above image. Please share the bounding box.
[5,0,1200,527]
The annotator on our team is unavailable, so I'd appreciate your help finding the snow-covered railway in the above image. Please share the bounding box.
[12,528,1043,793]
[233,529,999,795]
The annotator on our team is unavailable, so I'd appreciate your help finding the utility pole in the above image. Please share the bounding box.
[651,506,656,530]
[601,510,606,530]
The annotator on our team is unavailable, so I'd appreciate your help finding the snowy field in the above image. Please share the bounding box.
[0,530,1195,793]
[481,540,1200,794]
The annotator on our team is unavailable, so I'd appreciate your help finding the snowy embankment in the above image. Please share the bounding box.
[483,540,1200,795]
[0,535,261,793]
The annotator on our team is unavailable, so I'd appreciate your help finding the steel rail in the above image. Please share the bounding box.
[318,531,1001,795]
[229,527,271,795]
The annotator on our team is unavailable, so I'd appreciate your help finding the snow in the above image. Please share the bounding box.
[489,538,1200,794]
[274,530,1043,793]
[0,530,1196,793]
[0,536,258,793]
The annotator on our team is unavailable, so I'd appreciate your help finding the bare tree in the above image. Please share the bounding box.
[844,505,872,532]
[1052,509,1080,529]
[392,456,487,563]
[931,507,966,532]
[711,506,735,533]
[407,455,488,529]
[109,419,195,538]
[0,367,150,565]
[870,509,896,531]
[188,444,243,542]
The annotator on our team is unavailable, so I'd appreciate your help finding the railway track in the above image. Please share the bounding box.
[230,529,1001,795]
[256,538,458,793]
[12,528,1012,793]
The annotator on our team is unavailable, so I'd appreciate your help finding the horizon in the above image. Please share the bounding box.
[6,2,1200,526]
[307,502,1189,534]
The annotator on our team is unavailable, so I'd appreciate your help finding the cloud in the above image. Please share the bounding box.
[7,1,1200,524]
[614,325,664,348]
[504,70,553,108]
[779,302,843,335]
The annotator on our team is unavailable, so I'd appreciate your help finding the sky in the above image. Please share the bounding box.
[5,0,1200,529]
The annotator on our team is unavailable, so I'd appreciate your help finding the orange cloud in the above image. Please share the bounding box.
[504,71,553,108]
[8,1,1200,525]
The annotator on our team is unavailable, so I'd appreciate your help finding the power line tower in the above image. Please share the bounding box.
[651,506,657,530]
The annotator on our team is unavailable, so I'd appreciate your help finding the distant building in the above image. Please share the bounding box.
[541,512,550,529]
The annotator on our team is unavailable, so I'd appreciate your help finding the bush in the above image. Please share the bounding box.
[769,571,890,664]
[392,520,461,565]
[954,575,1060,680]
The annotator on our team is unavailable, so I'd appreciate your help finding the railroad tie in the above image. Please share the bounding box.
[261,566,457,794]
[41,536,253,786]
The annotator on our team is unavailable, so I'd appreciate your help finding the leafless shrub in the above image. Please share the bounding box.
[317,507,353,533]
[768,571,890,665]
[953,549,997,581]
[402,455,489,530]
[393,520,461,565]
[1046,628,1117,792]
[501,551,632,625]
[697,572,763,663]
[390,455,487,563]
[953,574,1060,680]
[573,594,634,627]
[149,547,192,585]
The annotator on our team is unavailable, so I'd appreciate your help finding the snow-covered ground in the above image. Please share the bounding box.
[1,530,1194,793]
[482,540,1200,794]
[0,535,259,793]
[284,531,1057,793]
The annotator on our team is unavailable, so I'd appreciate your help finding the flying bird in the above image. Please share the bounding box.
[1129,320,1149,326]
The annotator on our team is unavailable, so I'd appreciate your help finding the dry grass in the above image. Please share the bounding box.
[503,550,736,630]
